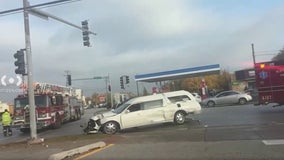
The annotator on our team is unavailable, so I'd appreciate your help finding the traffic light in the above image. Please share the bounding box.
[120,76,124,89]
[67,75,72,86]
[81,20,90,47]
[125,76,130,84]
[14,49,26,75]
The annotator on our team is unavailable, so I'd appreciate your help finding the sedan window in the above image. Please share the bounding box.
[228,91,239,95]
[217,93,228,97]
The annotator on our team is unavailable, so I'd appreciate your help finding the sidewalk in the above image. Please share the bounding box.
[0,135,108,160]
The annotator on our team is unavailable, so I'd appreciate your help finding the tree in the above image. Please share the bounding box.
[218,70,232,91]
[181,77,202,92]
[272,47,284,61]
[91,92,100,104]
[177,69,231,93]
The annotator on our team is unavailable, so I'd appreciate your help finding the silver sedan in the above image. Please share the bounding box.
[202,90,252,107]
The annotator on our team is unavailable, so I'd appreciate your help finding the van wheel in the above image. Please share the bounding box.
[239,98,247,105]
[174,111,185,125]
[103,121,119,134]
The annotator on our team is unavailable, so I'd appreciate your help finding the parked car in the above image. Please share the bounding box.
[83,90,201,134]
[192,92,202,103]
[202,90,252,107]
[244,89,259,103]
[98,103,107,108]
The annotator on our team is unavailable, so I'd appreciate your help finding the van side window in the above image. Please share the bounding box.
[168,95,191,103]
[142,99,163,110]
[128,104,141,112]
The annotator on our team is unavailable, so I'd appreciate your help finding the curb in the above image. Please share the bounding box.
[48,141,106,160]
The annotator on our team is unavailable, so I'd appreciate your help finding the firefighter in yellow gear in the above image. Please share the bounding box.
[2,109,12,136]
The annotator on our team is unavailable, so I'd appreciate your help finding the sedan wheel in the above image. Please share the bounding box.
[174,111,185,125]
[239,98,247,105]
[207,101,215,107]
[103,121,119,134]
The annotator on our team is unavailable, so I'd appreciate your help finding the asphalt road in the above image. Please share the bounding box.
[0,107,102,144]
[195,103,284,127]
[75,104,284,160]
[1,104,284,143]
[2,104,284,159]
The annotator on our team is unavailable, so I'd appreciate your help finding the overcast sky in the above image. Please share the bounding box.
[1,0,284,102]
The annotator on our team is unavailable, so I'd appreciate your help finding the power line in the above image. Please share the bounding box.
[255,50,280,53]
[0,0,81,17]
[256,53,277,56]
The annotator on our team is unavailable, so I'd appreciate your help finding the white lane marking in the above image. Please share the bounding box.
[262,139,284,145]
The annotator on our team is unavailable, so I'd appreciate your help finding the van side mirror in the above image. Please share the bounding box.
[125,109,130,114]
[177,103,181,108]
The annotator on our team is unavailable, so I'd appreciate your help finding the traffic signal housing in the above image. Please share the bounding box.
[67,75,72,86]
[120,76,124,89]
[14,49,26,75]
[125,76,130,84]
[81,20,90,47]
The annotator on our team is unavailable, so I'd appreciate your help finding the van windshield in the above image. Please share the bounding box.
[112,103,131,114]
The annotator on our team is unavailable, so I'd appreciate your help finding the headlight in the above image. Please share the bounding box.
[97,114,104,119]
[93,113,104,119]
[38,113,49,118]
[14,116,24,120]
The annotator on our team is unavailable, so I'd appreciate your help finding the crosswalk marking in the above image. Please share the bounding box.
[262,139,284,145]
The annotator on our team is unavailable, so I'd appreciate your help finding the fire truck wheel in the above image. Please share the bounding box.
[75,112,78,120]
[75,110,81,120]
[53,113,62,129]
[20,128,30,133]
[78,110,81,120]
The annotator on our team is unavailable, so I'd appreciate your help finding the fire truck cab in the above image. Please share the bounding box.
[13,83,82,132]
[255,60,284,106]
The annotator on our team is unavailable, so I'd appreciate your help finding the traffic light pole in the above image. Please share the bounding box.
[104,74,113,108]
[23,0,40,143]
[28,8,96,35]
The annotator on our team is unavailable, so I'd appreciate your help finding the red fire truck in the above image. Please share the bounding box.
[255,60,284,106]
[13,83,83,132]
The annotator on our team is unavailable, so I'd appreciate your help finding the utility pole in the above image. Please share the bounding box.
[23,0,39,142]
[251,43,256,66]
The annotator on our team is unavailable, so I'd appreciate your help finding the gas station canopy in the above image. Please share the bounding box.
[135,64,221,82]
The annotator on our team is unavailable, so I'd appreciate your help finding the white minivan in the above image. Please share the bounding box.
[87,90,201,134]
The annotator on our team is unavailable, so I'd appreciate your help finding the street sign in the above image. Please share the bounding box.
[93,76,103,79]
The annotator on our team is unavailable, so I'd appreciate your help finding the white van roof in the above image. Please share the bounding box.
[127,93,165,104]
[127,90,192,104]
